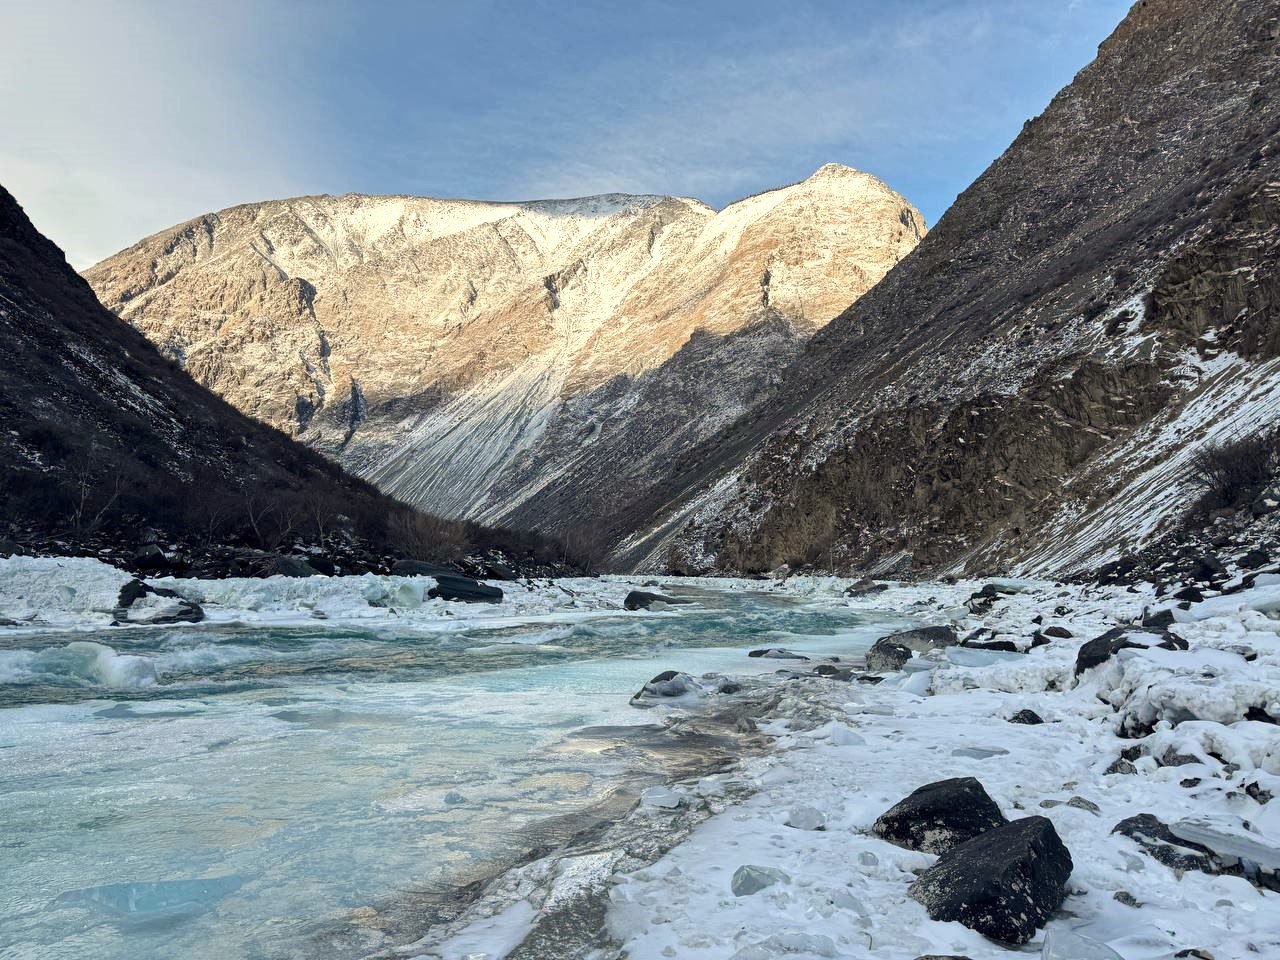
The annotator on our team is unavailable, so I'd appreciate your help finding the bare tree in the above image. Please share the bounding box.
[388,508,469,561]
[65,451,124,534]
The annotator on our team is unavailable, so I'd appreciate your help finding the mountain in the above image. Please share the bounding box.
[610,0,1280,577]
[84,165,924,531]
[0,183,551,569]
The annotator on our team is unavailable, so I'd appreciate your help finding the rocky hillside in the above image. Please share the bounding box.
[616,0,1280,577]
[84,165,923,526]
[0,184,562,572]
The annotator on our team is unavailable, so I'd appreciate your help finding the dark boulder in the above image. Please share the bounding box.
[0,539,24,557]
[630,670,702,703]
[1074,628,1149,676]
[883,624,959,652]
[1042,626,1073,639]
[482,561,518,581]
[747,648,809,660]
[1172,586,1206,603]
[116,578,153,610]
[623,590,692,611]
[305,555,337,576]
[961,639,1019,652]
[392,559,458,578]
[845,579,889,597]
[113,578,204,624]
[865,638,912,673]
[429,574,503,604]
[1240,548,1270,569]
[1112,814,1216,873]
[1190,555,1227,582]
[133,543,170,572]
[908,816,1072,944]
[872,777,1007,854]
[1141,608,1176,629]
[264,555,321,578]
[1251,485,1280,517]
[1008,709,1044,725]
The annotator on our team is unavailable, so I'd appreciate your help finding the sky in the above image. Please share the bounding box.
[1,0,1133,269]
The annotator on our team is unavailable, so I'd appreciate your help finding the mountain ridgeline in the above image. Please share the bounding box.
[83,165,924,541]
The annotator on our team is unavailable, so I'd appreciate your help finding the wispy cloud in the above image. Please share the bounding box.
[0,0,342,266]
[0,0,1130,267]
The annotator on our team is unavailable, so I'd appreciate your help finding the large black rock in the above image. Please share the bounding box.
[630,670,699,703]
[1111,814,1216,873]
[263,555,321,578]
[909,816,1073,944]
[873,777,1007,854]
[113,578,204,624]
[883,625,959,652]
[428,574,503,604]
[1073,627,1149,676]
[1008,709,1044,725]
[623,590,692,611]
[865,638,912,672]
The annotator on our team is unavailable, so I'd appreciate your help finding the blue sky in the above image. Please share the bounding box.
[1,0,1132,267]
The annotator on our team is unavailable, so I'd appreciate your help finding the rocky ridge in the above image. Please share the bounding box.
[614,0,1280,578]
[85,165,923,527]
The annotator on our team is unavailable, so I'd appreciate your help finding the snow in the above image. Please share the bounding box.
[0,556,131,627]
[420,576,1280,960]
[5,562,1279,958]
[0,555,692,635]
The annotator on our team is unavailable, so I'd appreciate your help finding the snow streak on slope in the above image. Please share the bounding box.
[1017,354,1280,575]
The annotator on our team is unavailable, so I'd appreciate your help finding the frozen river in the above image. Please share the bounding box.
[0,578,904,960]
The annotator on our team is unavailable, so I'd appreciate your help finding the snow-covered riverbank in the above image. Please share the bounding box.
[412,579,1280,960]
[3,558,1278,960]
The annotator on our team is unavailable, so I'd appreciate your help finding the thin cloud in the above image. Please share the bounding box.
[0,0,1131,267]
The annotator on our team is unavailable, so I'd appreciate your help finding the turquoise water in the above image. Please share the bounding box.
[0,585,899,960]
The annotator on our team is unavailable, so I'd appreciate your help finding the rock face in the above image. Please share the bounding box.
[0,184,404,543]
[86,166,923,532]
[908,816,1073,944]
[617,0,1280,578]
[872,777,1008,854]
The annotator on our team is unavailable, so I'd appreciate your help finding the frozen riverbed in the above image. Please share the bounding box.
[0,564,904,960]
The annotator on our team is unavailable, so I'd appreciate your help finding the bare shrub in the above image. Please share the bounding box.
[65,451,125,533]
[1188,429,1279,510]
[560,526,610,574]
[389,509,470,561]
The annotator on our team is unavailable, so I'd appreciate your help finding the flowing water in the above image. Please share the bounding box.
[0,583,903,960]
